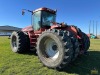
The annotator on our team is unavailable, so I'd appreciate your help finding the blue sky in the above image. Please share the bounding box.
[0,0,100,34]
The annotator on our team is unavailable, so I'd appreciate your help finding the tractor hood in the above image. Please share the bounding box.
[22,25,33,32]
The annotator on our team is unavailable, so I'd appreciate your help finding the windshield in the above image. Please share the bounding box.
[32,11,41,30]
[42,11,56,26]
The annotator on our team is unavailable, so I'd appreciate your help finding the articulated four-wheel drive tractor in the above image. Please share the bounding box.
[10,7,90,70]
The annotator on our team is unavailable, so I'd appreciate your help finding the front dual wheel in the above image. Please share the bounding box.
[36,29,73,69]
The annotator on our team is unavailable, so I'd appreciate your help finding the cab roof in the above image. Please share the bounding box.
[33,7,56,14]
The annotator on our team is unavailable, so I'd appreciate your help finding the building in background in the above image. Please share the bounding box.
[0,25,21,36]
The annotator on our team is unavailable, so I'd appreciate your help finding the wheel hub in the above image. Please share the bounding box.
[44,38,59,60]
[52,45,57,51]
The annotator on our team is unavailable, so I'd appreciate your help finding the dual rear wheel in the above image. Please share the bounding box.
[36,29,79,69]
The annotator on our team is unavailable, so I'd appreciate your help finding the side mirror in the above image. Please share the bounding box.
[22,9,25,15]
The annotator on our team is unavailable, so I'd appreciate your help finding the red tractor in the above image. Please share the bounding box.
[10,7,90,70]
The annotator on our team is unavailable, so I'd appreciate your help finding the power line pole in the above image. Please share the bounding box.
[96,21,98,37]
[93,20,94,35]
[89,20,91,34]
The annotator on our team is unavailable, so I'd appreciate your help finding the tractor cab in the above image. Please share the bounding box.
[32,7,56,31]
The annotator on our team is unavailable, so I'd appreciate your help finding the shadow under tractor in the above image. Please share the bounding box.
[10,7,90,70]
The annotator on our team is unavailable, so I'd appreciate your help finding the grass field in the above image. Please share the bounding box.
[0,36,100,75]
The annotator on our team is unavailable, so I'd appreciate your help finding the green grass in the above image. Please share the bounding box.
[0,36,100,75]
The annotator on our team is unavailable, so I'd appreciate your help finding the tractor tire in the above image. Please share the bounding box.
[71,25,82,36]
[10,31,30,53]
[71,25,90,54]
[81,32,90,53]
[36,29,73,70]
[67,31,79,61]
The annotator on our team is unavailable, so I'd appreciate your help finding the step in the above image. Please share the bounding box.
[31,42,36,43]
[30,38,36,39]
[30,39,37,42]
[30,45,34,48]
[30,35,37,37]
[30,43,36,46]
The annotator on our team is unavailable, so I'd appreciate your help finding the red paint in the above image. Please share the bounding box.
[21,7,88,54]
[21,24,87,54]
[22,25,33,32]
